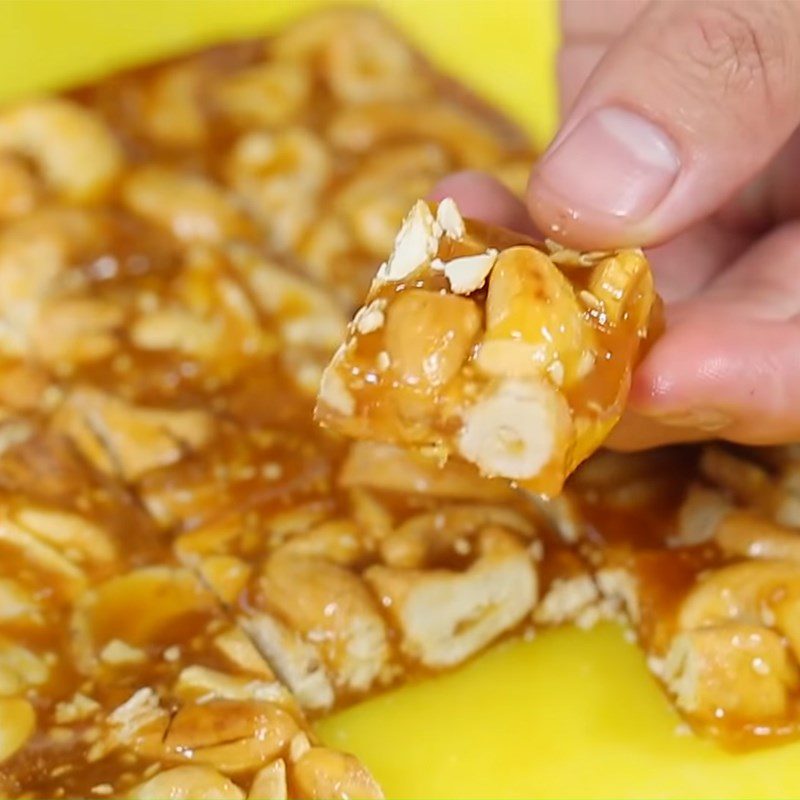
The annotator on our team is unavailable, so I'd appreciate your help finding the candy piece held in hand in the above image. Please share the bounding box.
[315,198,661,496]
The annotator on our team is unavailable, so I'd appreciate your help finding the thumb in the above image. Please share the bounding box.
[529,1,800,249]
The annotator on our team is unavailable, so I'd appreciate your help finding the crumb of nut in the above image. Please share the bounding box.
[376,200,441,282]
[533,575,598,626]
[261,462,283,480]
[41,385,65,411]
[353,298,387,335]
[48,726,74,745]
[54,693,101,725]
[546,359,565,388]
[622,627,637,644]
[671,484,731,548]
[443,249,498,295]
[417,442,449,466]
[436,197,466,240]
[289,731,312,763]
[528,539,544,561]
[575,350,596,380]
[578,289,601,310]
[522,626,537,642]
[99,639,147,666]
[107,687,167,742]
[453,536,471,556]
[163,645,181,662]
[546,239,609,267]
[647,655,665,678]
[595,568,640,624]
[318,362,355,417]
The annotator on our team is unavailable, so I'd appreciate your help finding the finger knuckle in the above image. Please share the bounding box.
[680,2,793,107]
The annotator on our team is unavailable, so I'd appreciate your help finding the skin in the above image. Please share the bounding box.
[433,0,800,450]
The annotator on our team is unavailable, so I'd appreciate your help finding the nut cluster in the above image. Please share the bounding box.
[0,8,544,798]
[316,199,658,496]
[0,7,798,796]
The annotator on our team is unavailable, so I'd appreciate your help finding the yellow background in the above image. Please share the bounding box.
[0,0,559,148]
[2,1,800,797]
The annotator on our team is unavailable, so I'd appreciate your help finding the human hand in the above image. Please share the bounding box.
[434,0,800,450]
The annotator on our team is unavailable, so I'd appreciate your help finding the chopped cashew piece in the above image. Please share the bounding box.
[377,200,440,282]
[436,197,465,240]
[443,250,497,294]
[533,574,600,627]
[317,354,356,417]
[316,198,658,495]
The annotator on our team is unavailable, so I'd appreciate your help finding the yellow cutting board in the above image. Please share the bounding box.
[3,1,800,796]
[0,0,558,148]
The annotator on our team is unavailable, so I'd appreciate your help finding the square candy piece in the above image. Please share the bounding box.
[316,199,660,496]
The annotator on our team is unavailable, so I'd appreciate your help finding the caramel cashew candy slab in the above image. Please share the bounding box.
[9,0,800,786]
[172,445,546,716]
[316,198,660,496]
[563,443,800,747]
[0,553,383,799]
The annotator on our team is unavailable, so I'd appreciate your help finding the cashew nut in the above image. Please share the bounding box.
[123,167,251,243]
[291,746,384,800]
[456,378,572,491]
[380,503,534,568]
[0,99,122,201]
[53,387,214,481]
[366,528,537,667]
[663,624,799,723]
[164,699,298,775]
[256,553,390,695]
[384,289,480,387]
[70,566,218,673]
[128,766,245,800]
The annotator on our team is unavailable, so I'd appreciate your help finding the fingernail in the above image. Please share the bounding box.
[651,408,733,432]
[535,107,680,221]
